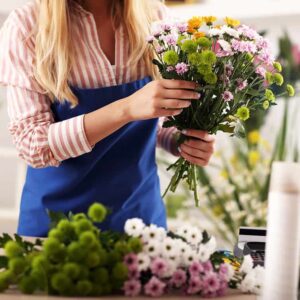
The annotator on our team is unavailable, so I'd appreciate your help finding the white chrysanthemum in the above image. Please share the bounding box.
[251,266,265,294]
[208,28,222,37]
[185,227,203,246]
[182,248,198,266]
[144,240,162,258]
[124,218,145,237]
[176,224,193,240]
[218,40,232,52]
[198,244,212,262]
[239,255,254,273]
[161,259,177,278]
[162,237,179,258]
[177,239,191,258]
[142,224,166,243]
[137,253,151,271]
[221,25,240,38]
[223,263,235,281]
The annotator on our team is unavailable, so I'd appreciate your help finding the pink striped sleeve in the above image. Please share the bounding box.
[156,118,180,156]
[7,87,93,168]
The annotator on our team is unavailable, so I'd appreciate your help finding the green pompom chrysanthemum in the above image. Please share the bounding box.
[88,203,107,223]
[181,40,198,53]
[263,100,270,110]
[236,106,250,121]
[204,72,217,84]
[162,50,179,65]
[265,89,275,102]
[196,37,212,48]
[286,84,295,97]
[273,61,282,72]
[273,73,284,86]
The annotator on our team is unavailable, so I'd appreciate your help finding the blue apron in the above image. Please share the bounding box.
[17,76,167,237]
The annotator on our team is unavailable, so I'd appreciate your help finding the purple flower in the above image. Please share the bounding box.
[175,63,189,75]
[222,91,234,102]
[155,46,165,54]
[258,49,274,66]
[124,253,138,271]
[144,276,166,297]
[187,275,202,295]
[146,36,155,43]
[237,78,248,91]
[170,269,187,288]
[216,279,228,296]
[202,261,213,272]
[123,279,142,297]
[150,257,168,278]
[225,64,234,76]
[162,23,173,32]
[238,25,259,40]
[189,261,204,276]
[163,34,178,46]
[231,39,257,54]
[202,272,220,293]
[255,66,266,78]
[166,66,175,72]
[176,22,188,33]
[220,74,230,85]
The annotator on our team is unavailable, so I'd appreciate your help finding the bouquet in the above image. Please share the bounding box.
[123,218,264,297]
[148,16,295,205]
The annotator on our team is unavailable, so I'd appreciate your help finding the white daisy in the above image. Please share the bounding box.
[162,237,179,258]
[220,25,240,38]
[208,28,222,37]
[124,218,145,237]
[144,240,162,258]
[186,227,203,246]
[218,40,232,52]
[182,248,198,266]
[137,253,151,272]
[205,236,217,252]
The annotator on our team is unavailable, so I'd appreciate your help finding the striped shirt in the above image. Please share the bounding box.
[0,1,179,168]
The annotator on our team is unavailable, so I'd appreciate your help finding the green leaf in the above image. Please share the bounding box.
[218,123,235,134]
[46,209,68,230]
[152,59,164,73]
[0,256,8,269]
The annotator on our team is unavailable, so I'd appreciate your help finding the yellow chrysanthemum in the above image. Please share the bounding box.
[248,131,260,145]
[224,17,240,27]
[230,155,238,167]
[248,151,260,167]
[187,26,196,34]
[203,16,217,25]
[193,31,206,39]
[188,16,203,30]
[214,25,222,29]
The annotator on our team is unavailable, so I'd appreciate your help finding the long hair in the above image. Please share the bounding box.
[34,0,162,106]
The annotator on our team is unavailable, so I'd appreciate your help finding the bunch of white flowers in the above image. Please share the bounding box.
[124,219,217,274]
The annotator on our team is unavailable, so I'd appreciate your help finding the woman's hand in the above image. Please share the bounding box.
[125,79,200,121]
[178,129,215,167]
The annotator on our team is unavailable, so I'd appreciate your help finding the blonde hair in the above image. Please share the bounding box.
[34,0,162,106]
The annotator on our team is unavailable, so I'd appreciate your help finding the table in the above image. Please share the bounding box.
[0,289,256,300]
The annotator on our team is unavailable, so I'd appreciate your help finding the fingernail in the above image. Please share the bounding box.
[197,93,201,98]
[181,129,187,134]
[177,146,182,153]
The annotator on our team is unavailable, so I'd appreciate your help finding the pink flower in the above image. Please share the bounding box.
[189,261,204,276]
[162,23,172,32]
[170,269,187,288]
[220,74,230,85]
[225,64,234,76]
[187,275,202,295]
[150,257,168,278]
[176,22,188,33]
[155,46,165,54]
[222,91,234,102]
[216,279,228,296]
[237,25,259,40]
[202,272,220,293]
[123,279,142,297]
[237,78,248,91]
[258,49,274,65]
[128,267,140,280]
[292,44,300,65]
[124,253,138,271]
[166,66,175,72]
[175,63,189,75]
[163,34,177,46]
[218,263,229,278]
[144,276,166,297]
[231,39,257,54]
[146,36,155,43]
[255,66,267,78]
[202,261,213,272]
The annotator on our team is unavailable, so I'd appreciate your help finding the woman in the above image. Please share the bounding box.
[0,0,215,237]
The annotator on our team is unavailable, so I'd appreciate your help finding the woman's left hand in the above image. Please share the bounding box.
[178,130,215,167]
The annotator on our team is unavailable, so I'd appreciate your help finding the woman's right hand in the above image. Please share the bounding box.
[125,79,200,121]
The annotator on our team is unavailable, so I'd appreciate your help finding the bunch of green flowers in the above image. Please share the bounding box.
[148,16,295,206]
[0,203,142,296]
